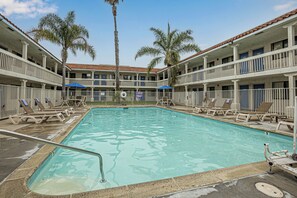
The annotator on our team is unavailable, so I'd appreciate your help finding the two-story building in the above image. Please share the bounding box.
[66,64,160,102]
[157,9,297,116]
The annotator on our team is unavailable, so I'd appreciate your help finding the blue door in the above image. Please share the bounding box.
[101,74,107,85]
[94,74,100,85]
[140,76,145,86]
[253,48,264,72]
[240,85,249,110]
[239,52,249,74]
[253,84,265,110]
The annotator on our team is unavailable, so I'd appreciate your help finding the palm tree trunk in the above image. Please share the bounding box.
[113,5,120,103]
[61,49,67,100]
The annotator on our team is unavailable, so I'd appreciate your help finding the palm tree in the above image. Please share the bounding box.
[29,11,95,99]
[135,23,200,85]
[104,0,123,97]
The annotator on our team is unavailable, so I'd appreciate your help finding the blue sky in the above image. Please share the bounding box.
[1,0,297,68]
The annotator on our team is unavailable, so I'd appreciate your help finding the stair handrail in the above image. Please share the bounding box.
[0,129,106,183]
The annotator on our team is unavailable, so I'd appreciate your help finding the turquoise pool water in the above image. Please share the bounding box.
[28,107,293,195]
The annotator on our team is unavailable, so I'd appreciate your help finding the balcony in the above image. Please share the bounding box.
[0,49,62,86]
[176,46,297,86]
[68,78,158,88]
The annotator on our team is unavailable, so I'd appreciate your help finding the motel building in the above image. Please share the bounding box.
[1,9,297,118]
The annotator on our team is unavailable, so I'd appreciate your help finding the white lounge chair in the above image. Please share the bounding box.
[193,98,216,113]
[236,102,273,122]
[207,99,232,116]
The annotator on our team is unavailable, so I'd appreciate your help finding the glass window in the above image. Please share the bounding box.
[70,73,76,78]
[222,85,234,98]
[272,81,288,99]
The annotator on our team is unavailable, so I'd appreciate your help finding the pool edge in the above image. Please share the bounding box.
[0,105,286,198]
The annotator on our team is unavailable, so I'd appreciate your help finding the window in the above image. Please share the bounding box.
[148,90,156,97]
[192,67,197,72]
[222,56,234,70]
[82,73,91,79]
[272,81,289,99]
[123,75,132,80]
[271,39,288,60]
[151,76,156,81]
[70,73,76,78]
[222,85,234,98]
[81,89,87,96]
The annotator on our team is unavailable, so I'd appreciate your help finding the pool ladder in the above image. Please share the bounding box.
[0,129,106,183]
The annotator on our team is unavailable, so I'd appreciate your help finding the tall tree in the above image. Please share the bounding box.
[29,11,95,99]
[105,0,123,96]
[135,23,200,85]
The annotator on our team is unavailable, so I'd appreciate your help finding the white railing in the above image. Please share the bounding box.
[157,79,169,86]
[0,84,62,119]
[172,88,293,116]
[0,49,62,85]
[68,78,158,88]
[176,46,297,86]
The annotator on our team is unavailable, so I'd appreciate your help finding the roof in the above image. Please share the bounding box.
[179,8,297,64]
[67,63,161,73]
[0,13,63,65]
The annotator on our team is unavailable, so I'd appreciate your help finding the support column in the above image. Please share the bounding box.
[20,80,27,99]
[156,88,159,102]
[185,63,188,74]
[42,54,47,68]
[232,80,240,110]
[288,25,295,67]
[203,83,208,107]
[288,75,295,106]
[67,87,70,99]
[53,86,57,106]
[203,56,208,80]
[91,87,94,102]
[41,83,46,103]
[54,63,58,73]
[92,71,95,87]
[21,41,28,60]
[185,85,188,106]
[163,72,166,96]
[231,44,239,75]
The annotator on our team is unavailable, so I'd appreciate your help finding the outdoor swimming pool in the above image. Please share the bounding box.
[28,107,293,195]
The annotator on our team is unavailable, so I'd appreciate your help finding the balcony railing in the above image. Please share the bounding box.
[176,46,297,86]
[157,79,169,86]
[68,78,158,88]
[0,49,62,85]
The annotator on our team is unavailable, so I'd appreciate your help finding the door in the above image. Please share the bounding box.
[101,74,107,86]
[239,52,249,74]
[140,76,145,86]
[253,48,264,72]
[253,84,265,110]
[94,90,99,101]
[94,74,100,85]
[198,65,204,80]
[240,85,249,110]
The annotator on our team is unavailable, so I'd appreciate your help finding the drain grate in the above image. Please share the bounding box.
[255,182,283,198]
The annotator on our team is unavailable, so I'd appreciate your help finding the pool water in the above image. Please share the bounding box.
[28,108,293,195]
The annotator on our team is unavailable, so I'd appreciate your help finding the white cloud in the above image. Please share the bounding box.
[0,0,57,18]
[273,1,296,11]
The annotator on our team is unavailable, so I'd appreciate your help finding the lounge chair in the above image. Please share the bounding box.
[9,114,45,125]
[236,102,273,122]
[34,98,70,117]
[264,143,297,177]
[193,98,216,113]
[77,96,87,107]
[46,98,74,113]
[207,99,233,116]
[18,99,65,123]
[276,118,294,131]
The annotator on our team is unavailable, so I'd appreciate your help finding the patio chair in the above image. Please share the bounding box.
[9,114,45,125]
[34,98,70,117]
[193,98,216,113]
[235,102,273,122]
[207,99,232,116]
[76,96,87,107]
[18,99,65,123]
[276,118,294,131]
[46,98,74,113]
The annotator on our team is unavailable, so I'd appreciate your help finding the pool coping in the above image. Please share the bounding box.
[0,105,289,198]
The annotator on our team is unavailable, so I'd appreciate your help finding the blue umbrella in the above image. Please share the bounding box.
[65,82,86,89]
[158,85,172,90]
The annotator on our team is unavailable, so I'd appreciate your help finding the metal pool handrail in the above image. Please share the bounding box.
[0,129,106,183]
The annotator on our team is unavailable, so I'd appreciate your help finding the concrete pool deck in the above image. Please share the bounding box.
[0,105,296,197]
